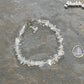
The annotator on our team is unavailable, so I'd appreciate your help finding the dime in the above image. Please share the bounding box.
[72,45,84,58]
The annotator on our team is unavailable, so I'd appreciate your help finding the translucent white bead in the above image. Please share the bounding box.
[57,35,62,39]
[39,63,45,67]
[49,24,53,28]
[17,54,23,61]
[58,38,63,43]
[20,57,25,64]
[64,4,68,8]
[58,50,64,56]
[33,27,38,33]
[78,1,82,6]
[82,4,84,8]
[38,19,42,23]
[59,45,63,49]
[45,21,49,26]
[15,37,21,45]
[19,25,25,36]
[47,59,53,65]
[66,1,70,5]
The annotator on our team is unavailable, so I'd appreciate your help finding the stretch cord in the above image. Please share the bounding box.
[15,19,64,67]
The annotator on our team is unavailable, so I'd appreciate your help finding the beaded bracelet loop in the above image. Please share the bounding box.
[15,19,64,67]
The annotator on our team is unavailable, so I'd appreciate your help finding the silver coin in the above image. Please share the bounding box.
[72,45,84,58]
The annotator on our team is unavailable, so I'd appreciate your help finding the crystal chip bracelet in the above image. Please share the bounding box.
[64,1,84,9]
[15,19,64,67]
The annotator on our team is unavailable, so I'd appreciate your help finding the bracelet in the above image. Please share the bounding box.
[15,19,64,67]
[64,1,84,9]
